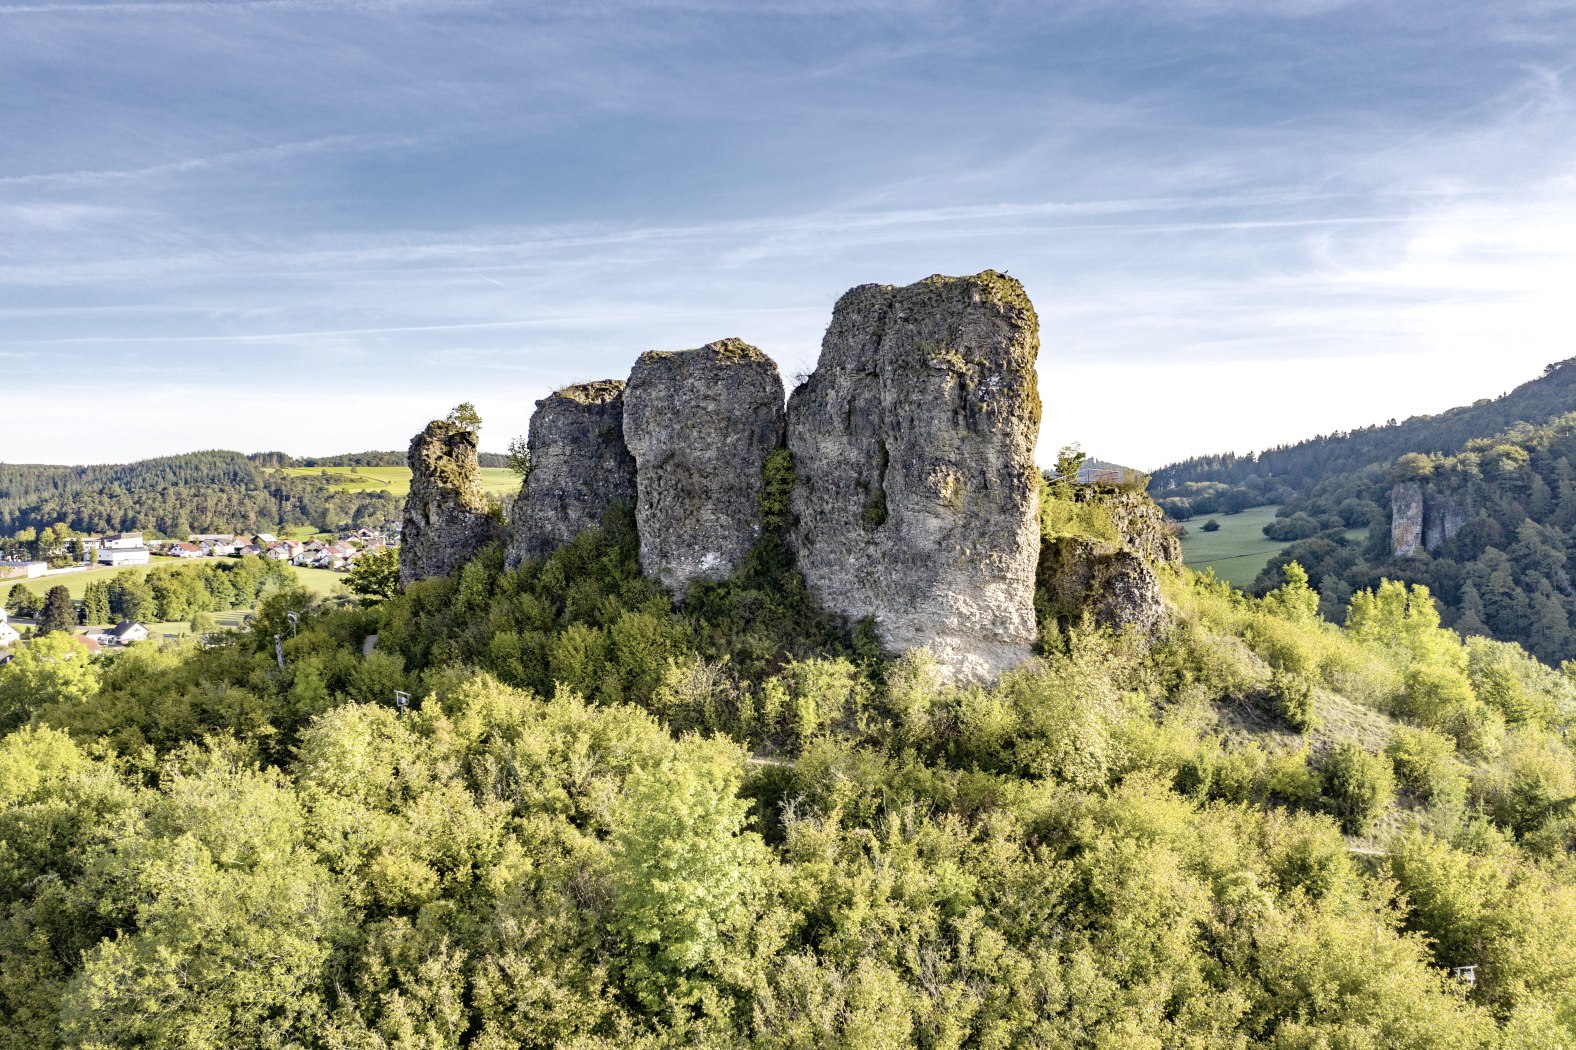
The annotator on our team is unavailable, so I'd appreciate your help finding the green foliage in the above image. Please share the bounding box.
[1320,742,1395,835]
[1386,726,1468,806]
[1271,669,1318,732]
[344,546,401,603]
[445,401,483,434]
[36,585,74,635]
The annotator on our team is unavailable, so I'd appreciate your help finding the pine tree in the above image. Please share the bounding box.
[37,585,75,635]
[82,581,112,626]
[1454,581,1491,637]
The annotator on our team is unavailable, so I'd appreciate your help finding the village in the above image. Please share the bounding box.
[0,524,400,660]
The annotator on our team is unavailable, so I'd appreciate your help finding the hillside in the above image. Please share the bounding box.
[3,484,1574,1047]
[1153,357,1576,512]
[276,463,519,500]
[0,450,402,538]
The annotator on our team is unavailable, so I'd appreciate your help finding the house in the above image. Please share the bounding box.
[100,532,145,550]
[253,533,278,546]
[264,546,292,562]
[202,538,240,557]
[0,559,48,580]
[0,610,19,648]
[107,621,150,646]
[238,544,263,557]
[75,634,102,654]
[168,542,203,559]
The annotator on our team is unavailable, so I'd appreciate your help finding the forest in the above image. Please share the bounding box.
[0,451,401,538]
[1,466,1574,1048]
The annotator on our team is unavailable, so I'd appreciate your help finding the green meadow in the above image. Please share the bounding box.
[1177,505,1294,590]
[2,562,346,603]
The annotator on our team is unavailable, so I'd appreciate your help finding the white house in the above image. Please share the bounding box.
[107,621,150,646]
[168,542,203,559]
[99,546,151,567]
[0,609,19,648]
[100,533,145,550]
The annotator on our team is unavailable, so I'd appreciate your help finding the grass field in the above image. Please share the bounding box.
[1178,505,1368,590]
[1,561,347,603]
[277,464,518,500]
[1178,505,1295,590]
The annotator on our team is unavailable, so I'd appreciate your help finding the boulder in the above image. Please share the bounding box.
[787,271,1042,683]
[400,418,501,585]
[622,338,786,594]
[506,380,637,568]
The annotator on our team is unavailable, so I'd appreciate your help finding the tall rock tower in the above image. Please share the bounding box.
[506,380,637,568]
[787,271,1042,682]
[399,417,500,585]
[622,338,786,595]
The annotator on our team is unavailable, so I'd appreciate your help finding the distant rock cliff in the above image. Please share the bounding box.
[623,339,786,595]
[506,380,636,569]
[399,419,500,585]
[1392,481,1467,557]
[786,272,1042,683]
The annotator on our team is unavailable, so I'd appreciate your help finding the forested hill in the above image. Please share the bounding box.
[1154,357,1576,502]
[0,450,399,536]
[249,449,510,469]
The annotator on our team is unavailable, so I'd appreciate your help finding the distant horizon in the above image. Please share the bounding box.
[6,2,1575,467]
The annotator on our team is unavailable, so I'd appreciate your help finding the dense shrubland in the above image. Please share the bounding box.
[3,481,1576,1047]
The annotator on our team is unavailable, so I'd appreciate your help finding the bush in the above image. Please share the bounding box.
[1271,671,1318,732]
[1385,726,1467,806]
[1201,519,1221,532]
[1320,742,1395,835]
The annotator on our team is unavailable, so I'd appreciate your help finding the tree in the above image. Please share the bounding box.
[4,583,38,618]
[1201,519,1220,532]
[445,402,482,434]
[1054,443,1088,482]
[81,581,111,627]
[36,586,75,636]
[107,570,156,622]
[505,434,531,480]
[345,548,401,604]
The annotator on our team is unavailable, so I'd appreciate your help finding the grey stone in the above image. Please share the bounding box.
[506,380,637,568]
[400,419,501,585]
[1392,482,1424,557]
[622,338,786,594]
[787,271,1042,683]
[1038,537,1168,637]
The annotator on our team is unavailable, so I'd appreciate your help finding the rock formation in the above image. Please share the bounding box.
[787,271,1042,683]
[1036,485,1176,639]
[399,418,501,585]
[1391,482,1424,557]
[622,338,786,594]
[506,380,637,568]
[1392,481,1468,557]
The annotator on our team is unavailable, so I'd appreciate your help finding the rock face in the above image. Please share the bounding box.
[1423,491,1468,552]
[506,380,637,568]
[400,419,501,585]
[787,272,1042,683]
[1392,482,1424,557]
[1038,538,1168,637]
[1079,487,1181,568]
[622,339,786,594]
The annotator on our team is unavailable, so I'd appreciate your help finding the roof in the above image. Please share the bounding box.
[110,620,147,639]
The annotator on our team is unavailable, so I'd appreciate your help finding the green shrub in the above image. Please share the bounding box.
[1385,726,1467,806]
[1272,670,1318,732]
[1320,743,1395,835]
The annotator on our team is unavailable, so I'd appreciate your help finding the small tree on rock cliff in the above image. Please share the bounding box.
[445,402,482,435]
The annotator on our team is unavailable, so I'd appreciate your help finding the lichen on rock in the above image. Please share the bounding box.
[622,338,786,595]
[399,418,502,585]
[787,271,1043,683]
[506,380,637,569]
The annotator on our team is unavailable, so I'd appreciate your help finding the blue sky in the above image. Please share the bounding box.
[4,0,1576,469]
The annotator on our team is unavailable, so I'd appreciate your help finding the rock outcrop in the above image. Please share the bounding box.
[622,338,786,594]
[787,271,1042,683]
[506,380,637,568]
[1392,482,1424,557]
[400,419,501,585]
[1036,485,1175,638]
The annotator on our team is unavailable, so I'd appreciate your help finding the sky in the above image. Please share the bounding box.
[3,0,1576,470]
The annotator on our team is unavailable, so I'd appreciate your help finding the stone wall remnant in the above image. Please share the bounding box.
[622,338,786,594]
[506,380,637,568]
[786,271,1042,683]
